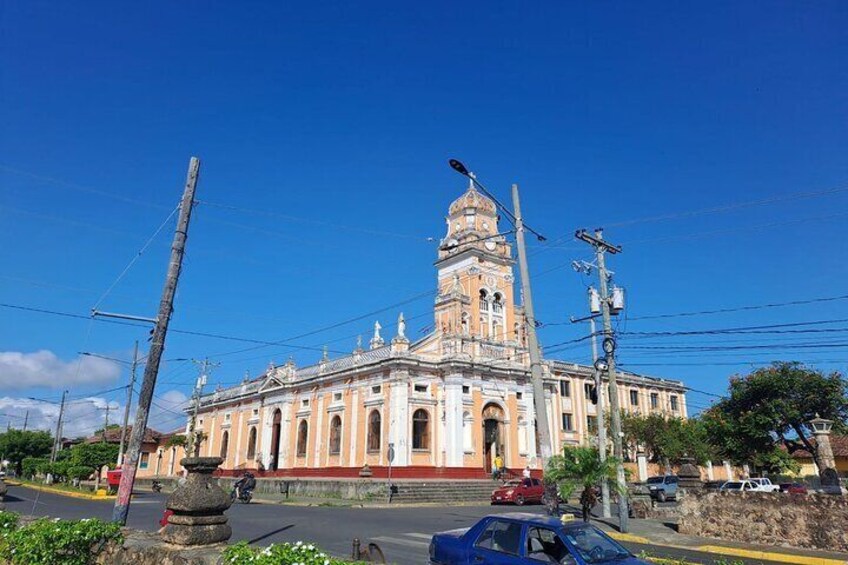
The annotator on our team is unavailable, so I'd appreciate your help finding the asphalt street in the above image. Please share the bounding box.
[4,486,789,565]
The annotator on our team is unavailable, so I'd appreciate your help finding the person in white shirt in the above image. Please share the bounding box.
[522,466,531,479]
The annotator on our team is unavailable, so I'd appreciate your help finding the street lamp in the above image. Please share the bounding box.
[809,414,833,434]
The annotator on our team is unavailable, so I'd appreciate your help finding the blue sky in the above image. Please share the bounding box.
[1,1,846,436]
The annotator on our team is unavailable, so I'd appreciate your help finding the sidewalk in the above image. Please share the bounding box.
[592,516,848,565]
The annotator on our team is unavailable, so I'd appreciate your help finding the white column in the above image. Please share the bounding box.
[278,400,292,469]
[545,389,557,457]
[706,460,714,481]
[206,413,217,457]
[723,460,733,480]
[524,382,538,465]
[444,374,464,467]
[234,409,245,468]
[313,395,324,468]
[637,453,649,482]
[349,389,359,468]
[260,405,275,468]
[389,372,410,466]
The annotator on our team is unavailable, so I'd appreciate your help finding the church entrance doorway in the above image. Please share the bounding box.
[270,409,282,471]
[481,403,505,473]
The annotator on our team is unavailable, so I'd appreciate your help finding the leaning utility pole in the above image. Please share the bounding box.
[113,157,201,525]
[117,341,140,465]
[512,184,553,464]
[576,228,629,532]
[50,390,68,462]
[22,410,28,432]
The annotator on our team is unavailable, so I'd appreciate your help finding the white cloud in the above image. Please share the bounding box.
[0,350,121,391]
[0,388,189,439]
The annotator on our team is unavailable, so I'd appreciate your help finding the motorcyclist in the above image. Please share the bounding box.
[233,471,256,500]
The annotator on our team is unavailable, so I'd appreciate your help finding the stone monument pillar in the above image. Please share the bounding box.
[676,457,703,499]
[636,452,649,482]
[161,457,233,545]
[810,415,847,495]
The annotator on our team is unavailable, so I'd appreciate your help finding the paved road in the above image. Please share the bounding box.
[3,486,787,564]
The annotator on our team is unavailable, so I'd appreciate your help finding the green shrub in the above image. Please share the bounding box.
[0,517,122,565]
[0,511,18,535]
[21,457,49,478]
[65,466,94,481]
[223,541,368,565]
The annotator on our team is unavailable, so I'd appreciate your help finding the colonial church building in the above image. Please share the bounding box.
[192,182,687,478]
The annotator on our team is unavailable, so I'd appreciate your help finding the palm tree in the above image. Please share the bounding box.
[545,446,623,522]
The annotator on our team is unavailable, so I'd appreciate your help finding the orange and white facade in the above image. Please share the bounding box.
[192,183,688,479]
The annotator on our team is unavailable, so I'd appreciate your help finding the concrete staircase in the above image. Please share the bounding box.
[389,480,496,504]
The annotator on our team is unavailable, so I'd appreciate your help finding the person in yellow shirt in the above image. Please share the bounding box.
[492,454,504,481]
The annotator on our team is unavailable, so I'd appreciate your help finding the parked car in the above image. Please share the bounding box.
[430,513,649,565]
[779,482,808,494]
[492,478,545,506]
[748,478,780,492]
[720,480,758,492]
[645,475,678,502]
[703,480,724,491]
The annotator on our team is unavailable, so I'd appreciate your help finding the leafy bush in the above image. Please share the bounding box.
[21,457,49,478]
[0,511,18,535]
[65,466,94,481]
[223,540,368,565]
[0,517,122,565]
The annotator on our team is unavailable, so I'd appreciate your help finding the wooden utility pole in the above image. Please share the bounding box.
[50,390,68,462]
[512,183,553,465]
[113,157,201,525]
[117,341,140,465]
[22,410,28,432]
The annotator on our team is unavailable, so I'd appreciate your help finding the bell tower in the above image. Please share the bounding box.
[434,180,517,343]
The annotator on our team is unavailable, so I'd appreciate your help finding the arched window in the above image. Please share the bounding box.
[412,409,430,450]
[296,420,308,457]
[463,411,473,452]
[479,289,489,311]
[246,427,257,461]
[220,430,229,459]
[329,415,342,455]
[492,293,503,314]
[367,410,381,452]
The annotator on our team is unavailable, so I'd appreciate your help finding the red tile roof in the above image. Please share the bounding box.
[791,435,848,459]
[84,426,163,445]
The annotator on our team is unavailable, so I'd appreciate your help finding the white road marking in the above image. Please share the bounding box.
[404,533,433,540]
[372,535,430,548]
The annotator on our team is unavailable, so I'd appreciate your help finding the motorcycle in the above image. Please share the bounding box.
[151,480,163,493]
[231,485,253,504]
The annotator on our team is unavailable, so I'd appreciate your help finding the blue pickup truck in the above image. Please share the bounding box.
[429,513,649,565]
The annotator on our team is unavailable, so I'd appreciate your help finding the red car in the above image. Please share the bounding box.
[491,478,545,505]
[779,483,808,494]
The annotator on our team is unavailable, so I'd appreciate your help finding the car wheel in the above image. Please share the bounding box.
[657,490,667,503]
[515,494,525,506]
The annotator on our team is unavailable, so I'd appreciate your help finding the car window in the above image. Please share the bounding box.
[562,526,630,564]
[646,477,663,484]
[723,482,742,490]
[527,527,569,563]
[475,520,523,555]
[522,479,532,487]
[532,479,542,486]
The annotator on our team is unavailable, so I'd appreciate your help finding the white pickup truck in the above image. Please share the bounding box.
[748,477,781,492]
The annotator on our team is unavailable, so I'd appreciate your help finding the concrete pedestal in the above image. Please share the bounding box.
[161,457,232,546]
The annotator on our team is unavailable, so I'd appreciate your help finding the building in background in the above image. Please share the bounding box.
[192,182,688,479]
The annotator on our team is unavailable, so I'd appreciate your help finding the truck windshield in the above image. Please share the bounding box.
[646,477,663,484]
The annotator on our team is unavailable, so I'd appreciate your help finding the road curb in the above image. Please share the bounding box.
[14,482,116,501]
[607,532,848,565]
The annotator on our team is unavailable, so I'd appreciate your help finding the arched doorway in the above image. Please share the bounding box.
[481,403,506,473]
[270,409,282,471]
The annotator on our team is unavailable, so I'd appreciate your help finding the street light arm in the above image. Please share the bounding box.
[447,158,547,241]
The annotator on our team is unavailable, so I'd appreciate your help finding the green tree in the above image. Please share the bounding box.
[21,457,49,479]
[66,442,119,472]
[545,446,623,522]
[0,430,53,476]
[621,413,713,467]
[705,362,847,474]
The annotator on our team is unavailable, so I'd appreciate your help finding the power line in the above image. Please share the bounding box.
[626,294,848,321]
[91,203,181,312]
